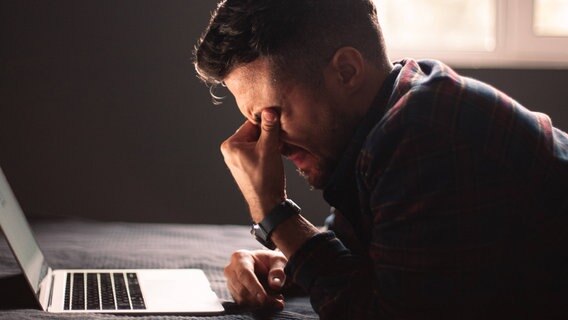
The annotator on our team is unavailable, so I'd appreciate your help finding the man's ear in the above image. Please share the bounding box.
[325,47,365,94]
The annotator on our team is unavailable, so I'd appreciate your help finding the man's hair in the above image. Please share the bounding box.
[193,0,387,88]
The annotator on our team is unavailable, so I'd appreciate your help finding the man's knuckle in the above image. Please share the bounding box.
[223,264,232,277]
[235,268,251,280]
[232,249,250,260]
[220,141,232,153]
[269,253,287,264]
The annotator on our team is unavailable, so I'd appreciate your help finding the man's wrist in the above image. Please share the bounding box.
[270,214,320,258]
[251,199,301,250]
[249,195,286,223]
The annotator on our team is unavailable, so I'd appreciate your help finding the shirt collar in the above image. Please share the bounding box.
[323,63,402,209]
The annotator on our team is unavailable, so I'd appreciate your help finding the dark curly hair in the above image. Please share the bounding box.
[193,0,387,90]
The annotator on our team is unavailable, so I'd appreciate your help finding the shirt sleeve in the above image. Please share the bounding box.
[285,230,387,318]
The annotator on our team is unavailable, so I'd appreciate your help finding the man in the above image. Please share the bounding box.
[194,0,568,318]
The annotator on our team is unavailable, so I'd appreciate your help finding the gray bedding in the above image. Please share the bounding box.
[0,220,317,319]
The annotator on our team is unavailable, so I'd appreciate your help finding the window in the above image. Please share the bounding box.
[373,0,568,68]
[534,0,568,36]
[376,0,496,52]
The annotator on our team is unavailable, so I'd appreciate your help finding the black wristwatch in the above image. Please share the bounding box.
[250,199,301,250]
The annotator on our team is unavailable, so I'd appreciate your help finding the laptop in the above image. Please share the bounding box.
[0,166,225,314]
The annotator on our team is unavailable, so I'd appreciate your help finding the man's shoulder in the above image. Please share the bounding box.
[362,60,480,145]
[358,59,511,170]
[360,59,560,182]
[387,59,502,124]
[364,59,521,142]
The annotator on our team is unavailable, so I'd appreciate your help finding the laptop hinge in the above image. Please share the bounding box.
[37,267,53,311]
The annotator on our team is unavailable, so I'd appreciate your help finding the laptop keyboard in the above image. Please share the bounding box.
[63,272,146,310]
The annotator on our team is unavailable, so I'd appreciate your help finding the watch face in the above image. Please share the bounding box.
[251,224,276,250]
[251,224,267,240]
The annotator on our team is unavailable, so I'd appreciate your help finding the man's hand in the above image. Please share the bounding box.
[220,109,285,222]
[224,249,287,310]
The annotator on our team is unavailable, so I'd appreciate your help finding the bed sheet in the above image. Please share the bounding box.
[0,220,317,319]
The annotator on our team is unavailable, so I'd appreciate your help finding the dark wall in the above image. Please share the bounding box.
[0,0,330,225]
[1,1,566,224]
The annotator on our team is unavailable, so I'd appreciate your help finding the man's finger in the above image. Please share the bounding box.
[268,271,285,291]
[226,251,270,306]
[229,272,267,306]
[266,295,285,311]
[236,268,268,305]
[258,109,280,150]
[267,257,287,291]
[232,120,260,142]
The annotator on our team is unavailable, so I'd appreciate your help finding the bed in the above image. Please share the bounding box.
[0,220,318,319]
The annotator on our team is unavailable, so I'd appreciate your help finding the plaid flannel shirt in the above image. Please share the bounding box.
[285,59,568,319]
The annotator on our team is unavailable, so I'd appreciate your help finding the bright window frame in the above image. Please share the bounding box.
[378,0,568,68]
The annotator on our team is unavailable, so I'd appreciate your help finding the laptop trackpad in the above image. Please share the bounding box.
[137,269,223,313]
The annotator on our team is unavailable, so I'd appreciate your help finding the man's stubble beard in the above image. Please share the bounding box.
[296,168,316,191]
[294,106,358,191]
[295,157,335,191]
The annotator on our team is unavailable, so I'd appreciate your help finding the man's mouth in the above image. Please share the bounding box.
[287,152,307,168]
[281,143,309,170]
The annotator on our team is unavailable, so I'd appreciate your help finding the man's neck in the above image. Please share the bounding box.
[356,60,394,119]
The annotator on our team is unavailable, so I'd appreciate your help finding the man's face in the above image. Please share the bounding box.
[224,58,359,189]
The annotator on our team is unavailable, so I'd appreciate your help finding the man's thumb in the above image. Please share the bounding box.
[268,268,286,291]
[259,109,279,144]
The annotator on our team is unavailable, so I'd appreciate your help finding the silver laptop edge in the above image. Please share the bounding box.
[0,166,50,310]
[0,166,224,314]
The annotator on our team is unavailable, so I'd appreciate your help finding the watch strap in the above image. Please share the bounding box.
[258,199,301,235]
[252,199,301,249]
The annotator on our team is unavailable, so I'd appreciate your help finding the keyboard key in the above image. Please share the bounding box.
[100,273,116,310]
[71,273,85,310]
[113,273,131,309]
[86,273,100,310]
[64,271,146,311]
[127,273,146,309]
[64,274,71,310]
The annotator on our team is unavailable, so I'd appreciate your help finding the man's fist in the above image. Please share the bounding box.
[220,109,286,222]
[224,249,287,310]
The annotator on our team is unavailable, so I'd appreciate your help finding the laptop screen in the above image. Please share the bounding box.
[0,166,48,295]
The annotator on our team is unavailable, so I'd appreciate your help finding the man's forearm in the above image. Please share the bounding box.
[270,214,320,259]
